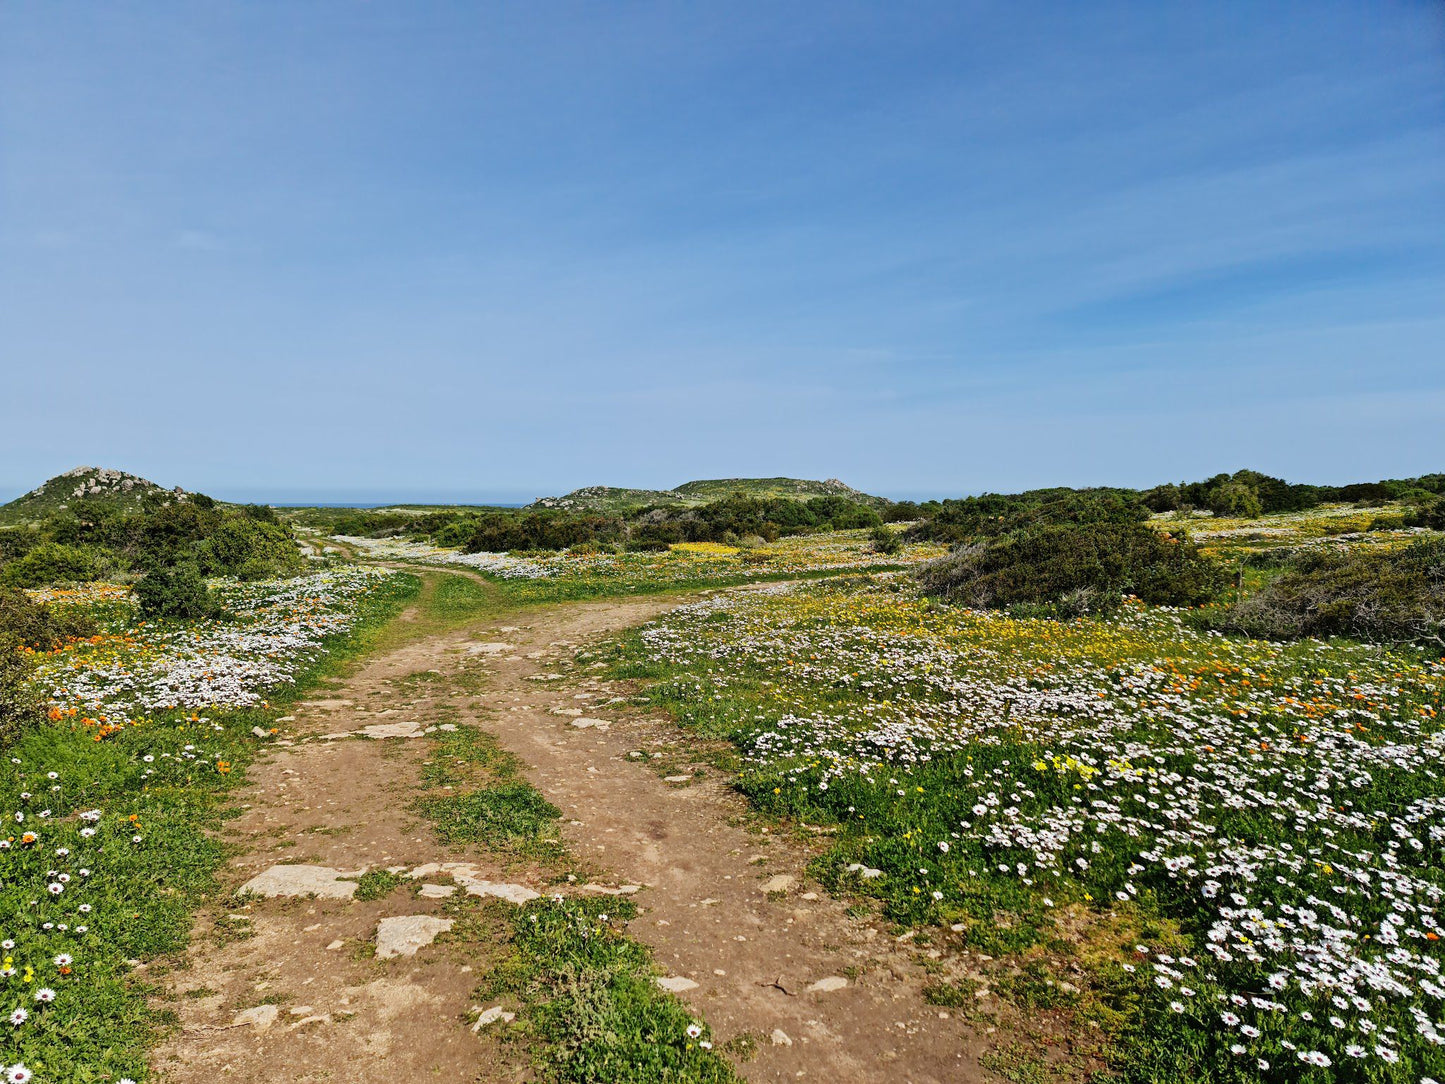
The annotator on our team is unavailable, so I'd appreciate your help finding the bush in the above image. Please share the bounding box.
[910,490,1149,544]
[918,523,1227,610]
[0,542,97,587]
[1211,538,1445,645]
[1204,480,1262,518]
[0,635,45,747]
[133,562,218,619]
[870,524,902,555]
[0,587,97,649]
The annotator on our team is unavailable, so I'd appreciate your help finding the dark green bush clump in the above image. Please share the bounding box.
[0,541,99,587]
[919,523,1227,611]
[0,636,44,747]
[458,493,884,554]
[870,524,902,555]
[1212,537,1445,645]
[133,562,218,619]
[0,587,98,649]
[908,490,1149,544]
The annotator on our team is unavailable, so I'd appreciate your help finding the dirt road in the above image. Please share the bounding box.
[154,584,992,1082]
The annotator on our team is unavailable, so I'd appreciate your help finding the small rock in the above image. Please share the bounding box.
[468,642,514,655]
[251,726,270,738]
[418,883,457,899]
[656,976,699,993]
[801,892,819,901]
[470,1005,516,1032]
[325,940,345,951]
[232,1004,280,1030]
[760,874,796,894]
[289,1013,331,1029]
[359,721,425,739]
[570,717,610,730]
[375,915,455,960]
[845,863,884,880]
[663,774,692,784]
[806,976,848,993]
[551,707,583,717]
[771,1028,793,1046]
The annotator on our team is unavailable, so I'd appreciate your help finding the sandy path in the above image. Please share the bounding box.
[153,584,993,1083]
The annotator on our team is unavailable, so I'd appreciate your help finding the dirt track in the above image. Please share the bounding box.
[153,583,993,1082]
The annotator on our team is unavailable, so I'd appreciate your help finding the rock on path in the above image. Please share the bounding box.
[375,915,455,960]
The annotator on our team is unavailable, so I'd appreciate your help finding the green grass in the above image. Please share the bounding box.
[472,895,738,1083]
[0,573,418,1082]
[352,868,407,901]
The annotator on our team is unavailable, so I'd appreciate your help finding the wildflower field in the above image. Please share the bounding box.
[602,576,1445,1082]
[333,528,946,601]
[0,569,412,1083]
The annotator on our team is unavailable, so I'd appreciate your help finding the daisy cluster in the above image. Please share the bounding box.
[332,536,551,578]
[334,529,945,594]
[631,580,1445,1079]
[30,568,400,717]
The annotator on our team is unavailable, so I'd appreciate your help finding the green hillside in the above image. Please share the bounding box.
[0,466,193,525]
[528,476,885,512]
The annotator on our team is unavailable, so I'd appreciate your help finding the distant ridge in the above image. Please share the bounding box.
[0,466,193,525]
[528,477,886,512]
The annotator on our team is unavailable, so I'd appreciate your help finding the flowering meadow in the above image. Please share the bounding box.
[333,529,946,600]
[606,577,1445,1082]
[1,569,411,1083]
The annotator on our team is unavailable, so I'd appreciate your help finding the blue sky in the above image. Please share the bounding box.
[2,2,1442,503]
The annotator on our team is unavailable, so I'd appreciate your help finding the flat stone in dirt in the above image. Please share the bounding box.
[359,721,426,739]
[409,862,540,904]
[238,864,361,899]
[806,976,849,993]
[471,1005,517,1032]
[376,915,455,959]
[656,975,700,992]
[232,1004,281,1030]
[569,717,610,729]
[760,874,796,894]
[467,642,515,655]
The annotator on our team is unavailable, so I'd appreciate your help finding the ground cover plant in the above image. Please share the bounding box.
[332,527,946,602]
[0,568,413,1082]
[601,571,1445,1082]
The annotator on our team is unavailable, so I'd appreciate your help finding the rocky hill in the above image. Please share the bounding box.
[0,466,193,525]
[528,477,885,512]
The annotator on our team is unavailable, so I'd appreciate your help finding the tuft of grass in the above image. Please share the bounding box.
[353,868,407,901]
[418,782,561,852]
[476,896,738,1083]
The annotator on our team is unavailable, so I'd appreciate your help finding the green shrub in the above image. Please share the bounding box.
[869,524,902,555]
[0,635,44,747]
[0,587,98,649]
[1204,480,1262,518]
[0,541,97,587]
[1211,537,1445,645]
[133,562,218,619]
[918,523,1227,610]
[909,490,1149,544]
